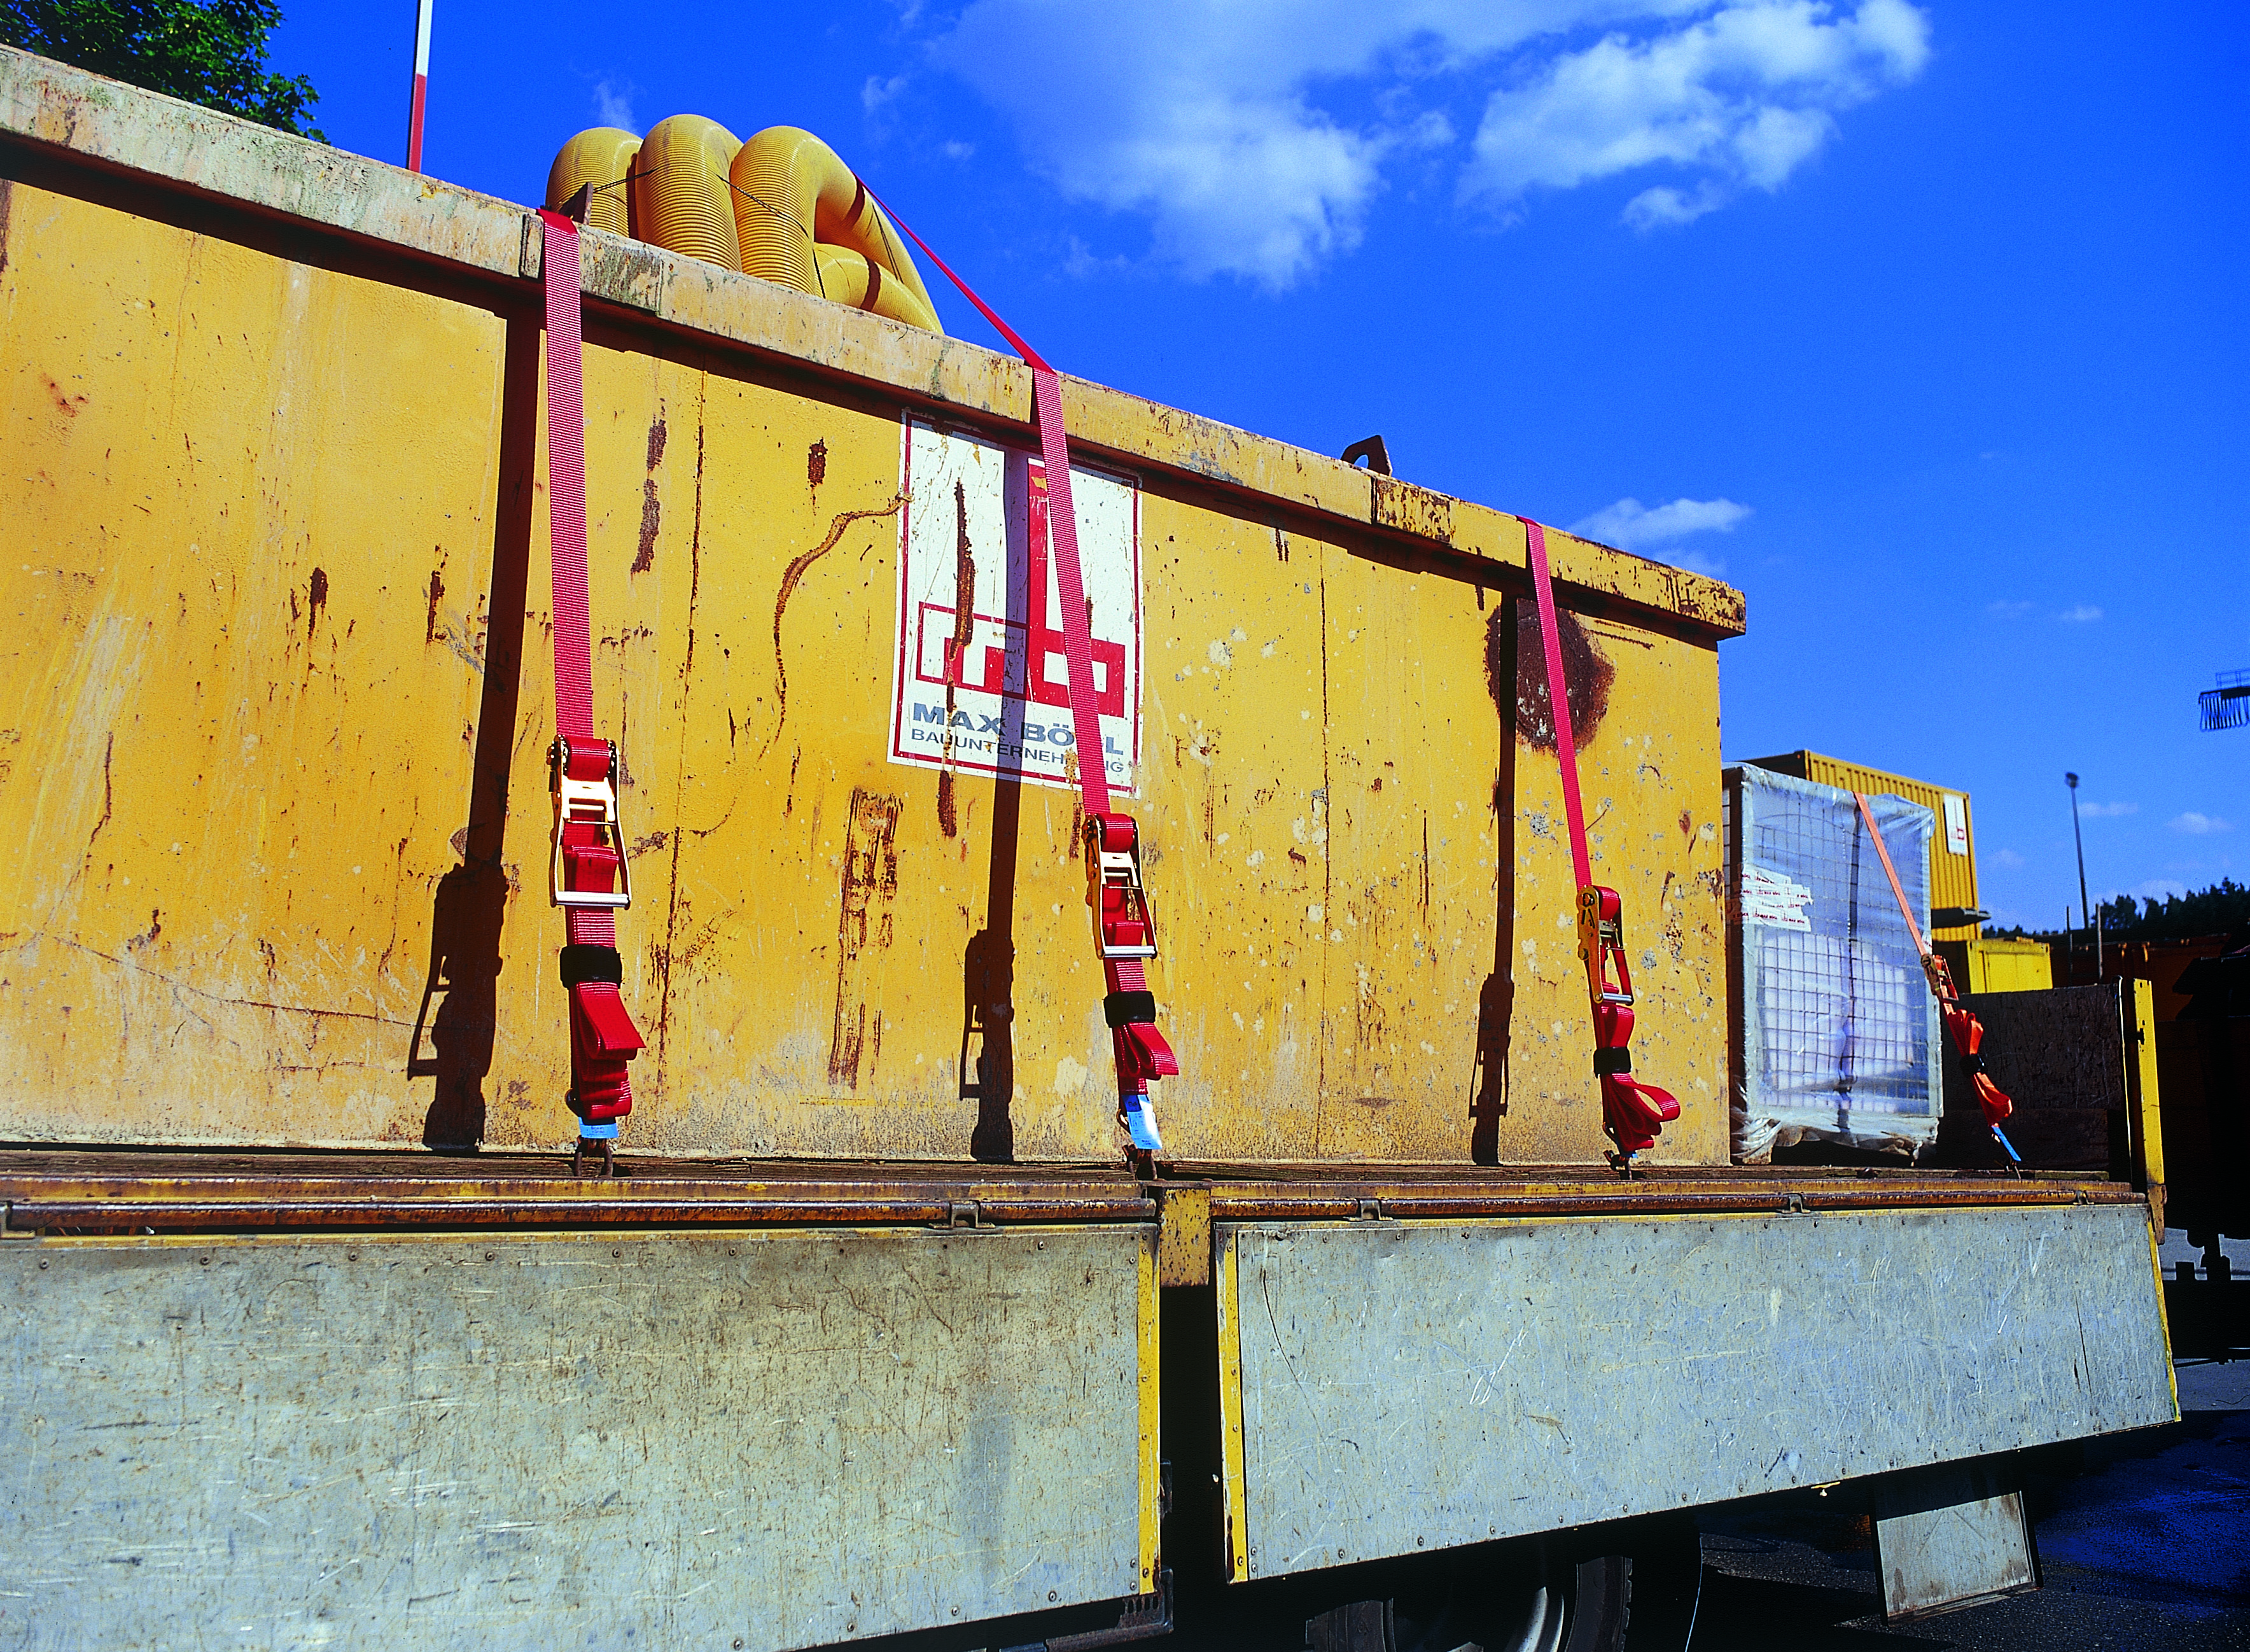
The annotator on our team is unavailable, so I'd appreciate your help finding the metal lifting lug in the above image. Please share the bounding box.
[1576,884,1635,1007]
[549,735,633,911]
[1084,811,1159,961]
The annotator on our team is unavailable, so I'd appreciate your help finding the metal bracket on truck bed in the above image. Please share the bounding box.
[1003,1570,1174,1652]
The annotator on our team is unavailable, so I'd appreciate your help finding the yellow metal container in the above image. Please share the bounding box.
[1933,937,2053,993]
[0,48,1744,1166]
[1743,750,1982,942]
[1965,937,2053,993]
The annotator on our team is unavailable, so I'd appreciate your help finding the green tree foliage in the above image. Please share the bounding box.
[2,0,322,139]
[2095,878,2250,947]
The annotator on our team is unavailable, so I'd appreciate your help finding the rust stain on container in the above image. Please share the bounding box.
[1493,598,1612,752]
[306,566,328,641]
[424,561,444,643]
[1369,473,1453,545]
[807,438,827,491]
[830,788,903,1089]
[937,481,976,840]
[631,415,666,573]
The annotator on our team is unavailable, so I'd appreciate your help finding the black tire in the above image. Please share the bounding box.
[1562,1516,1704,1652]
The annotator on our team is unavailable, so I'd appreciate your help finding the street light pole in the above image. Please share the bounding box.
[2065,772,2090,977]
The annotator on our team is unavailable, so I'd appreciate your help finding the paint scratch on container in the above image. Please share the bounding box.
[764,495,905,757]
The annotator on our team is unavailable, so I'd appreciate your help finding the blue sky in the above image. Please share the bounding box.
[273,0,2247,933]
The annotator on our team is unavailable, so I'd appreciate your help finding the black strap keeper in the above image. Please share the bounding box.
[1104,990,1158,1028]
[1958,1051,1986,1075]
[560,944,624,987]
[1593,1047,1633,1075]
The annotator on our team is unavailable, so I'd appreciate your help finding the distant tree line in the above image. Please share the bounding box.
[1,0,322,138]
[1995,878,2249,950]
[2093,879,2250,948]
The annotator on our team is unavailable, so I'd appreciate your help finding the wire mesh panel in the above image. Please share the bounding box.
[1726,766,1941,1160]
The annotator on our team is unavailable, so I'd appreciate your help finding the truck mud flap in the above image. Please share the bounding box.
[1,1223,1161,1649]
[1213,1203,2172,1582]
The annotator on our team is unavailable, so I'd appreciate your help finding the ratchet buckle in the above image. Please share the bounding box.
[549,734,632,911]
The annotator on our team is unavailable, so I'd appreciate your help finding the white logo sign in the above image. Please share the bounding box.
[1941,794,1969,857]
[888,420,1143,794]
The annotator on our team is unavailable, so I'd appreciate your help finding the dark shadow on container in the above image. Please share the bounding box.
[961,451,1036,1162]
[962,778,1022,1163]
[1470,598,1520,1164]
[409,312,540,1148]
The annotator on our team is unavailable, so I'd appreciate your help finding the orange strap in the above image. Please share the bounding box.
[1850,792,2015,1140]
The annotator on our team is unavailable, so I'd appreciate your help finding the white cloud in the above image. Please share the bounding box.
[2057,603,2103,623]
[2170,811,2235,835]
[941,139,977,161]
[1569,495,1752,563]
[863,74,910,115]
[593,79,639,134]
[2076,801,2137,818]
[928,0,1930,286]
[1622,180,1731,228]
[1467,1,1929,228]
[1987,599,2033,619]
[1990,847,2025,869]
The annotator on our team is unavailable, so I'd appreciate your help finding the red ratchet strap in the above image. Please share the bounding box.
[1525,522,1681,1166]
[869,188,1179,1163]
[539,209,646,1168]
[1849,792,2019,1159]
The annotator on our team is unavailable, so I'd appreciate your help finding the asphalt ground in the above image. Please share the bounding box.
[1693,1358,2250,1650]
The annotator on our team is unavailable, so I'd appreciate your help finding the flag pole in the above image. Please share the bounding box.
[406,0,433,171]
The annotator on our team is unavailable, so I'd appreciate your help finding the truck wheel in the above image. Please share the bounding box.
[1462,1520,1698,1652]
[1562,1518,1704,1652]
[1485,1569,1568,1652]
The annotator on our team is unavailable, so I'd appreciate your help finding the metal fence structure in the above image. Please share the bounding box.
[2200,668,2249,732]
[1726,766,1941,1160]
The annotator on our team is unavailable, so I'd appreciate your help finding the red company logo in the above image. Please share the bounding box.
[914,462,1126,715]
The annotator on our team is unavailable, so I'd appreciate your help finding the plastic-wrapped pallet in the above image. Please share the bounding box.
[1724,765,1941,1162]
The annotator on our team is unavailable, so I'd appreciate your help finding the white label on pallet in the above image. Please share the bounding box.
[889,421,1142,795]
[1941,794,1969,856]
[1742,864,1815,932]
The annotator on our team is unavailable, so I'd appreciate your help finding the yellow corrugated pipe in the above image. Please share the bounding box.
[807,246,943,333]
[543,119,942,333]
[631,114,744,272]
[731,126,941,333]
[545,127,640,237]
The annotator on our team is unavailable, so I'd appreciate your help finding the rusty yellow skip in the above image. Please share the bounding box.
[0,70,1737,1168]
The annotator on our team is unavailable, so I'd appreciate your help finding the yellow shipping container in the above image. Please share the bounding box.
[1934,936,2055,994]
[0,49,1746,1165]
